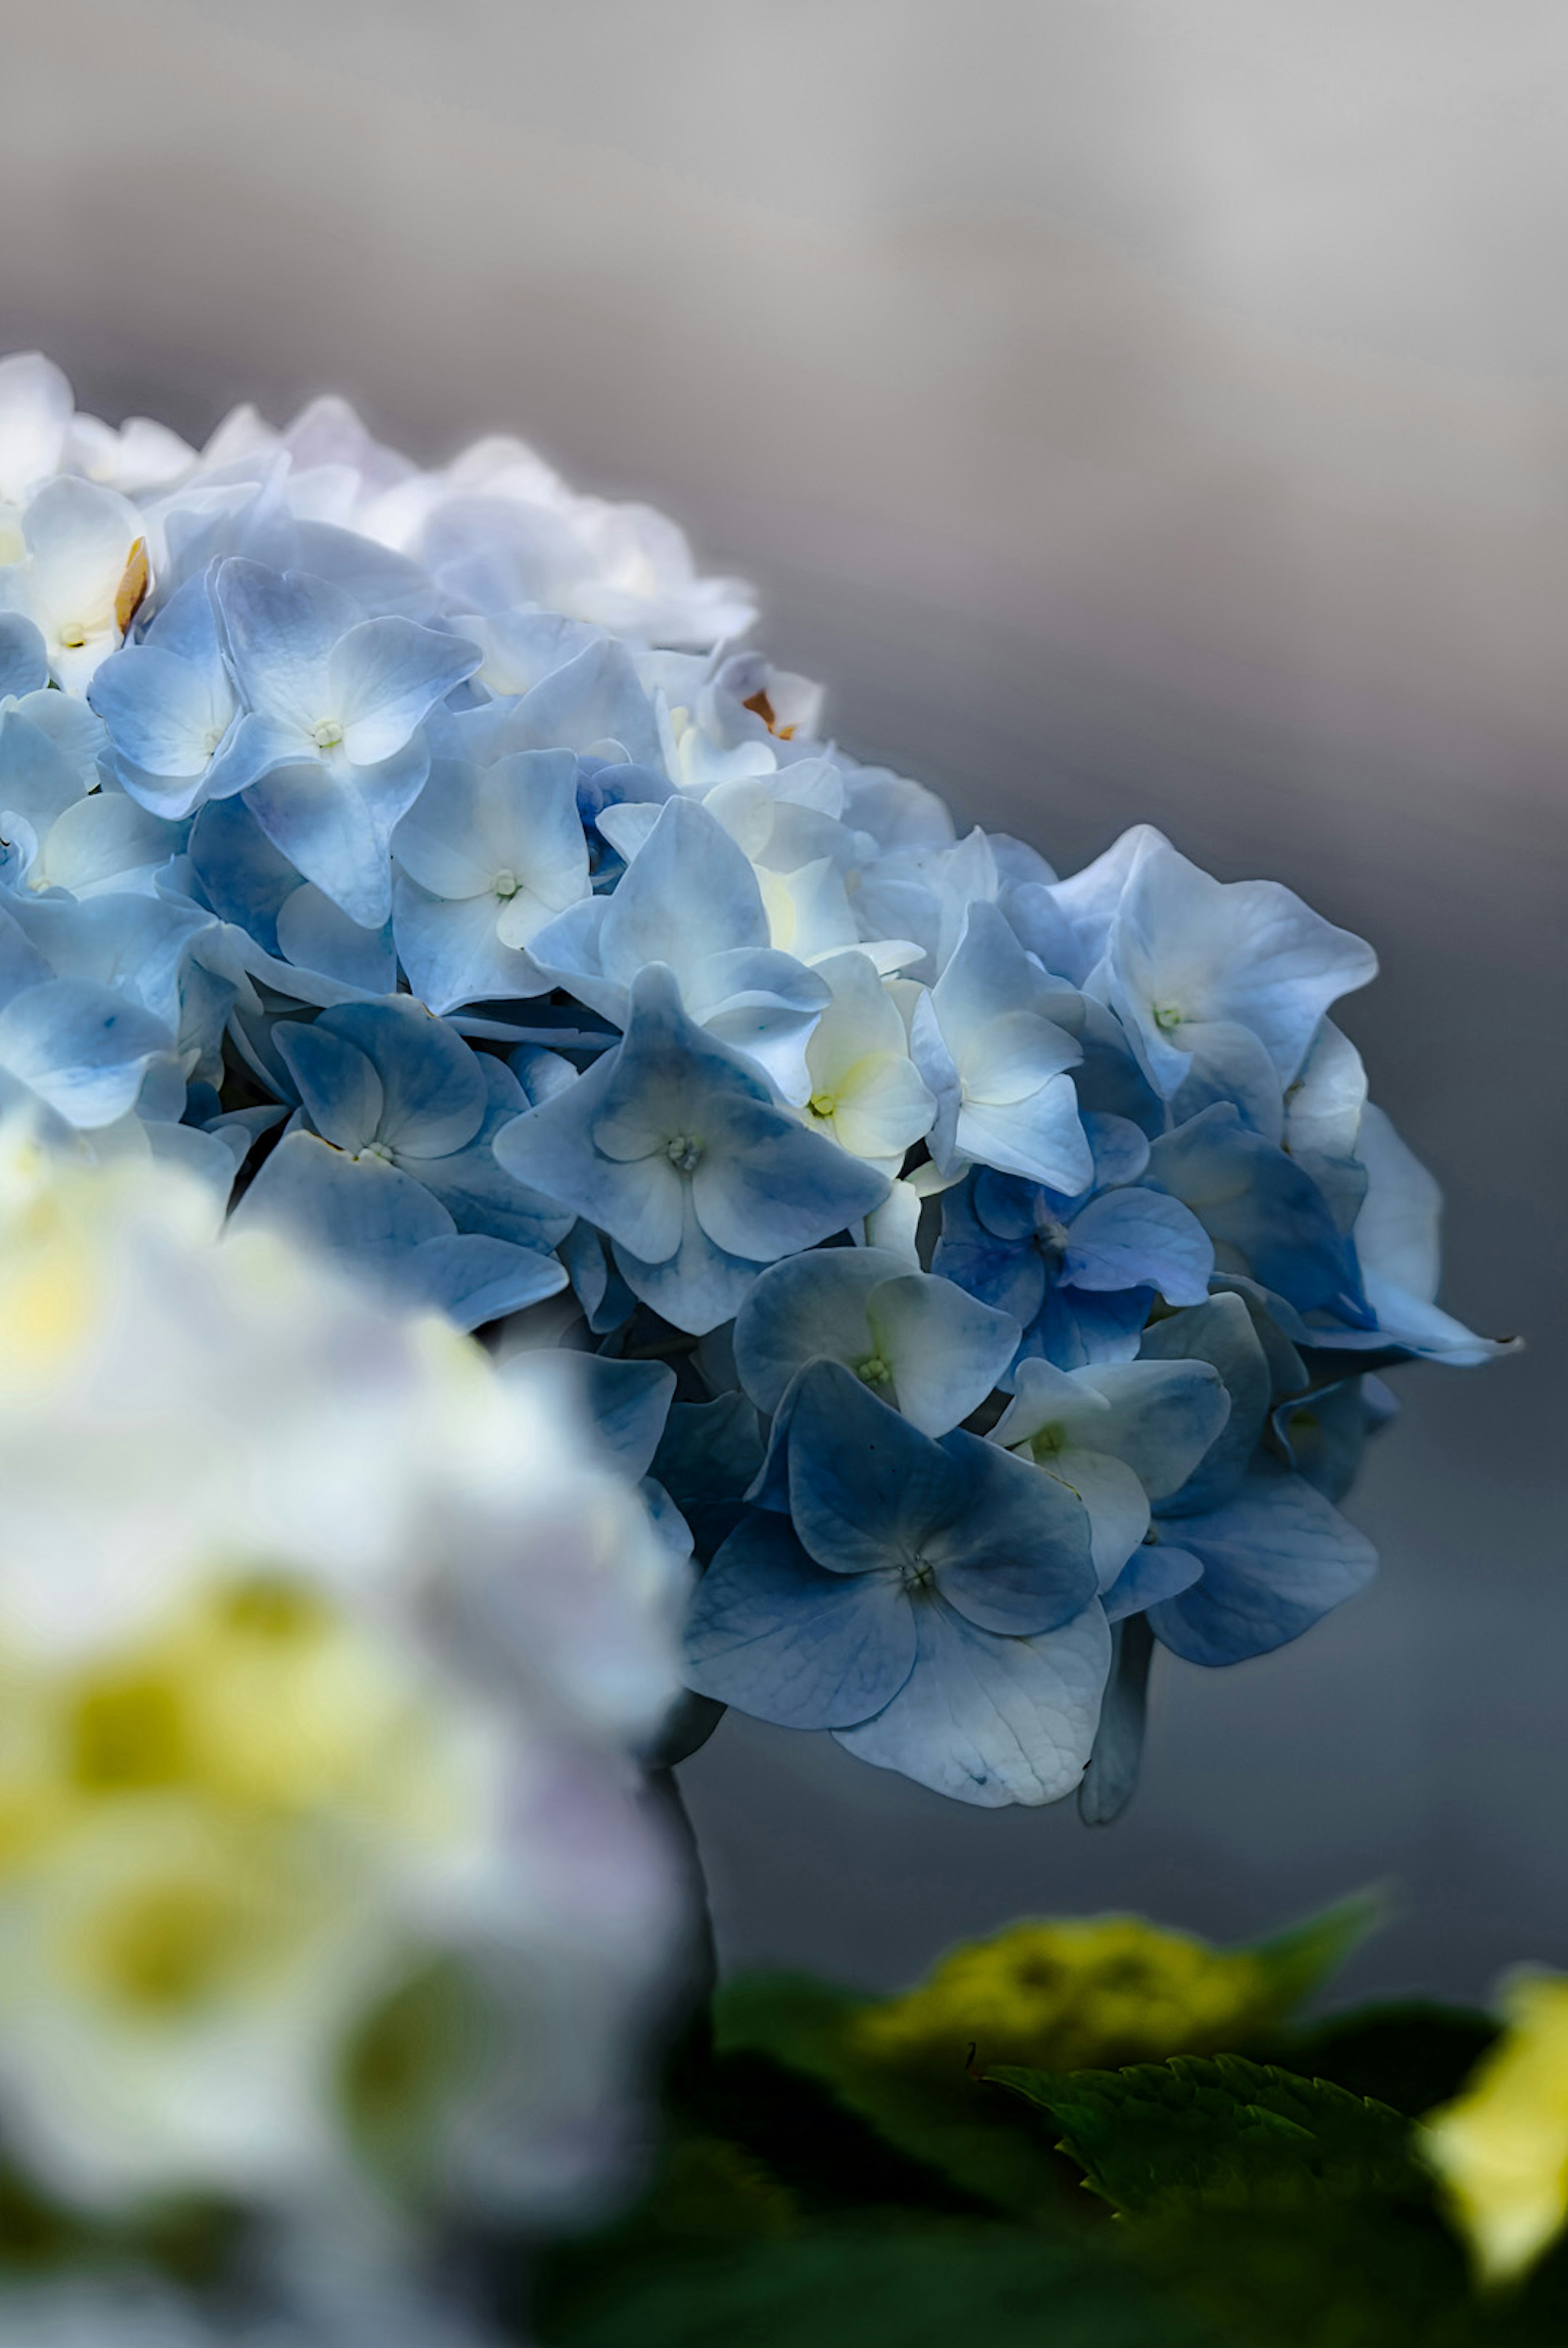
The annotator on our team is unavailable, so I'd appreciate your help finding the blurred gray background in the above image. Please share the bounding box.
[8,0,1564,2002]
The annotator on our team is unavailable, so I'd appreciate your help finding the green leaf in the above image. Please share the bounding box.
[1127,2197,1475,2348]
[710,1898,1383,2218]
[1243,1894,1388,2021]
[545,2220,1228,2348]
[989,2053,1416,2216]
[711,1972,1071,2221]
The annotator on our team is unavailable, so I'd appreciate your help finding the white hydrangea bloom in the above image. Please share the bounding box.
[0,1128,683,2228]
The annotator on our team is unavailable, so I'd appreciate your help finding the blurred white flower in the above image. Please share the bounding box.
[0,1129,683,2228]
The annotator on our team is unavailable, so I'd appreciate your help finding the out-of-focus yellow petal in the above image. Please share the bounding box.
[1423,1972,1568,2284]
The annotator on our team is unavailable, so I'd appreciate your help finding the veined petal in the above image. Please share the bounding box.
[331,615,480,765]
[684,1511,916,1730]
[834,1597,1111,1808]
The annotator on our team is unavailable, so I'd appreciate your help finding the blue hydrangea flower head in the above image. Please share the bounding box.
[0,354,1503,1826]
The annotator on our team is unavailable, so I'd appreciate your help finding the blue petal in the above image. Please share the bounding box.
[1138,1293,1273,1515]
[929,1429,1098,1634]
[557,1220,635,1334]
[1064,1358,1232,1502]
[215,559,352,726]
[329,615,480,766]
[933,1174,1049,1328]
[1147,1467,1376,1665]
[833,1594,1111,1807]
[416,1136,572,1249]
[187,797,298,957]
[687,1087,887,1261]
[734,1248,893,1414]
[1077,1614,1154,1825]
[613,1189,764,1335]
[558,1354,676,1481]
[684,1509,917,1731]
[734,1247,1016,1437]
[513,636,664,771]
[392,1233,566,1329]
[0,613,47,699]
[1027,1284,1152,1373]
[316,999,487,1157]
[653,1394,765,1515]
[244,746,428,929]
[0,979,169,1127]
[273,885,395,993]
[275,1018,383,1151]
[785,1360,964,1576]
[1101,1541,1203,1622]
[1147,1104,1369,1326]
[1062,1187,1214,1305]
[235,1126,451,1258]
[394,878,542,1015]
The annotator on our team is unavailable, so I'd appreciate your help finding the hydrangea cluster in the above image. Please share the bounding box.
[0,1126,681,2311]
[0,351,1503,1829]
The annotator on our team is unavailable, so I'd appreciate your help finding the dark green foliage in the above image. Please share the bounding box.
[527,1906,1568,2348]
[987,2053,1416,2214]
[1277,2000,1500,2116]
[548,2221,1225,2348]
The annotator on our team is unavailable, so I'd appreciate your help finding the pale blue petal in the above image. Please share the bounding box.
[319,999,487,1157]
[834,1596,1111,1808]
[1062,1187,1214,1305]
[0,707,86,836]
[215,559,352,730]
[867,1272,1020,1436]
[393,1232,566,1330]
[0,979,169,1127]
[614,1188,764,1335]
[393,877,542,1014]
[330,615,480,765]
[1169,1017,1286,1144]
[0,900,56,1001]
[245,743,428,929]
[684,1510,916,1730]
[187,796,298,954]
[954,1070,1092,1193]
[274,883,396,992]
[275,1018,384,1151]
[1069,1358,1232,1501]
[1101,1541,1203,1623]
[733,1247,894,1414]
[0,613,47,699]
[513,636,664,770]
[598,795,768,973]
